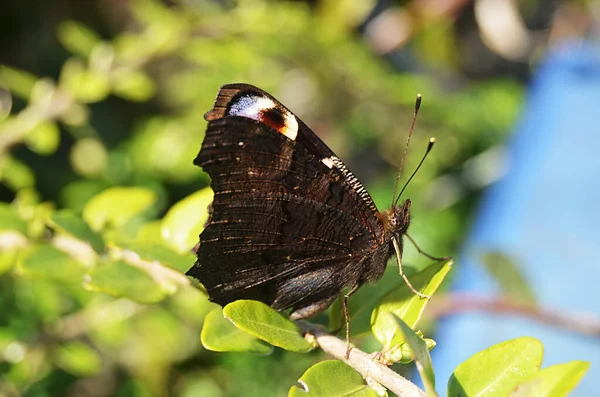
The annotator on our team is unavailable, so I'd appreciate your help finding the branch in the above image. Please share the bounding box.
[427,292,600,338]
[301,322,426,397]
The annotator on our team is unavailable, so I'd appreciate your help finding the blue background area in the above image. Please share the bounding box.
[431,42,600,395]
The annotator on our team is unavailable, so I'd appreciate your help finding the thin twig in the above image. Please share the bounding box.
[300,322,427,397]
[426,292,600,338]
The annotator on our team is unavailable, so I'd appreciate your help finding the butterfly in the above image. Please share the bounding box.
[186,84,445,342]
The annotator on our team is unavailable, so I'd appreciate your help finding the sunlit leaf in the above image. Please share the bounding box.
[70,138,108,177]
[0,65,37,99]
[371,259,452,349]
[510,361,590,397]
[330,266,402,336]
[136,220,164,245]
[19,244,85,282]
[392,315,436,396]
[53,341,102,377]
[161,188,212,253]
[223,300,314,353]
[57,20,102,57]
[201,307,272,354]
[119,242,193,273]
[86,260,166,303]
[0,156,35,190]
[288,360,379,397]
[0,250,20,276]
[448,337,543,397]
[112,70,156,102]
[0,203,28,234]
[60,59,110,103]
[83,187,156,231]
[49,210,105,254]
[24,122,60,155]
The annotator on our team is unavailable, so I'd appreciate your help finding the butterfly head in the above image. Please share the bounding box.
[385,199,411,238]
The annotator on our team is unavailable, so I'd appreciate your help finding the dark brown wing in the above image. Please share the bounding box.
[186,84,387,316]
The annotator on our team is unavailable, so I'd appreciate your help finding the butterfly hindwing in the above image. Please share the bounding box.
[187,84,389,318]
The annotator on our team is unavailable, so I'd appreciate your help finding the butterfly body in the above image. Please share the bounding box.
[186,84,412,320]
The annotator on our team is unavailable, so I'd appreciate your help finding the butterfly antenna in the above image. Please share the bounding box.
[391,94,422,204]
[395,137,436,205]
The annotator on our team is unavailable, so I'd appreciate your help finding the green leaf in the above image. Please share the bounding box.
[57,20,102,57]
[19,244,85,282]
[59,59,110,103]
[86,260,166,303]
[448,337,544,397]
[510,361,590,397]
[223,300,314,353]
[24,122,60,155]
[118,242,193,273]
[53,341,102,377]
[112,70,156,102]
[0,65,37,99]
[201,307,272,354]
[480,251,535,302]
[392,315,436,396]
[83,187,156,231]
[49,210,105,254]
[0,203,28,234]
[161,188,212,253]
[329,266,403,336]
[288,360,379,397]
[0,156,35,190]
[371,259,452,349]
[0,250,20,276]
[70,138,108,177]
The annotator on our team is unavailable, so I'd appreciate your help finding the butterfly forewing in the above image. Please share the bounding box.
[187,84,389,318]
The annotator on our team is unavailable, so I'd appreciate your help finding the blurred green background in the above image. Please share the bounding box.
[0,0,593,396]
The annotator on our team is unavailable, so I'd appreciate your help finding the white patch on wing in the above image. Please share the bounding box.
[320,156,336,169]
[280,110,298,141]
[229,95,276,119]
[228,94,299,141]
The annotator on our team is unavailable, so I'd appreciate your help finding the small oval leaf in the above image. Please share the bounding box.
[57,20,101,57]
[25,122,60,155]
[83,187,156,231]
[288,360,379,397]
[0,203,28,234]
[201,307,272,354]
[19,244,85,281]
[510,360,590,397]
[371,260,452,349]
[223,300,313,353]
[448,337,544,397]
[86,260,166,303]
[53,341,103,377]
[161,188,212,253]
[49,210,105,254]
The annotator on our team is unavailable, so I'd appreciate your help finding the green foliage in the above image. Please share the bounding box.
[510,361,590,397]
[288,360,380,397]
[371,260,452,349]
[0,0,587,396]
[447,337,578,397]
[393,315,436,396]
[201,307,272,354]
[223,300,315,353]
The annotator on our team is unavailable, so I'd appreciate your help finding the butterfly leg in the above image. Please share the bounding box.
[343,284,360,359]
[392,236,431,300]
[405,233,451,262]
